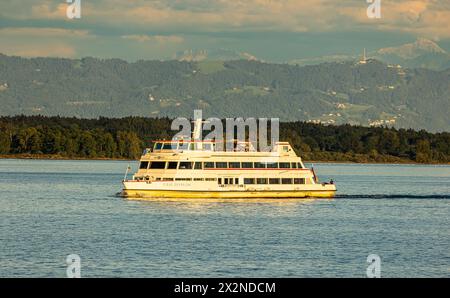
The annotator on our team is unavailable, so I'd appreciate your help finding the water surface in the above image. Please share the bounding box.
[0,159,449,277]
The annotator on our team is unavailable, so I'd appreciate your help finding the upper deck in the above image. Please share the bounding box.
[145,139,298,158]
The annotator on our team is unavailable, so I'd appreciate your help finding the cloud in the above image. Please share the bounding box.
[0,27,93,58]
[0,0,66,20]
[337,0,450,38]
[0,0,449,60]
[121,34,184,44]
[96,0,317,32]
[1,1,449,38]
[0,27,92,38]
[0,43,76,58]
[31,2,67,20]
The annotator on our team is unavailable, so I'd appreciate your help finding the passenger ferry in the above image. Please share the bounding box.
[122,120,336,199]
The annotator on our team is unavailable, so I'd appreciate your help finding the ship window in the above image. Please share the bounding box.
[139,161,149,169]
[162,143,174,150]
[167,162,178,169]
[175,178,192,181]
[179,162,193,169]
[279,162,290,169]
[204,162,214,169]
[203,143,213,151]
[155,177,161,181]
[235,178,239,184]
[282,178,292,184]
[154,143,163,150]
[194,178,204,181]
[244,178,255,184]
[266,162,278,168]
[297,162,303,169]
[165,178,174,181]
[254,162,266,168]
[256,178,268,184]
[291,162,298,169]
[269,178,280,184]
[229,162,241,168]
[189,143,195,151]
[218,178,222,184]
[150,161,166,169]
[283,146,289,152]
[242,162,253,168]
[205,178,216,181]
[294,178,305,184]
[194,162,203,169]
[178,142,189,150]
[215,162,227,168]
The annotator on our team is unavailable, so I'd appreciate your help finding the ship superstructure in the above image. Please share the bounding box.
[122,120,336,198]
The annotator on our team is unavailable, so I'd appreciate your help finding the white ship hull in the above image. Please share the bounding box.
[122,180,336,199]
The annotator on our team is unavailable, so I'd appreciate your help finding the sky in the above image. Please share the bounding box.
[0,0,450,62]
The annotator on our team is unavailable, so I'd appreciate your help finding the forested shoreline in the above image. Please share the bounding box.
[0,115,449,163]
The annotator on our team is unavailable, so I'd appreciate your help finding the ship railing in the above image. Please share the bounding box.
[149,139,284,152]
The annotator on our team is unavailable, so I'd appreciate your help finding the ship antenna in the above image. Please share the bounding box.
[311,163,319,183]
[192,118,203,141]
[123,164,131,181]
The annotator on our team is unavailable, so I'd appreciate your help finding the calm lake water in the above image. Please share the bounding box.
[0,159,449,277]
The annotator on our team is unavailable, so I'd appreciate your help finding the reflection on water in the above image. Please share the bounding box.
[0,159,449,277]
[127,197,326,215]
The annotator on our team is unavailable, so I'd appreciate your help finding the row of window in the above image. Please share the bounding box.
[137,177,306,185]
[139,161,303,170]
[141,177,218,181]
[243,178,306,185]
[153,142,289,152]
[154,142,214,151]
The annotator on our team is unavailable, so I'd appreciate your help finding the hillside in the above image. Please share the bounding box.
[373,38,450,71]
[1,116,449,163]
[290,39,450,71]
[0,54,449,132]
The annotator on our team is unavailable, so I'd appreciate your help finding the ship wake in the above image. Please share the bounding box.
[335,194,450,199]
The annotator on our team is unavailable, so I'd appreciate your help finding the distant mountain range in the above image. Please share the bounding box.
[175,39,450,71]
[290,38,450,71]
[0,53,449,132]
[174,49,259,62]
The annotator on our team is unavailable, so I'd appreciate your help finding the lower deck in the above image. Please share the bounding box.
[122,180,336,198]
[122,189,336,199]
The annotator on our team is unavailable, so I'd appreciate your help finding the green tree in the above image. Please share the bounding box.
[116,131,142,159]
[102,132,117,158]
[16,127,41,153]
[0,130,11,154]
[379,130,400,155]
[79,131,97,157]
[42,130,62,154]
[416,140,431,163]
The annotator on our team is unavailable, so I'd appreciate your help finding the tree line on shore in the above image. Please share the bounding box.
[0,115,449,163]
